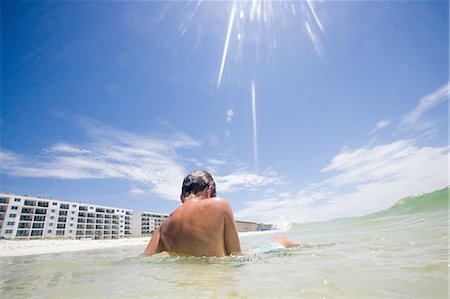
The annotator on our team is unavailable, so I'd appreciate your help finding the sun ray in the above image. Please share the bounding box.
[251,79,258,171]
[217,3,237,88]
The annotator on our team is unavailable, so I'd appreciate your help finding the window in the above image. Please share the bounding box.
[31,230,43,236]
[7,221,14,226]
[53,202,57,206]
[32,223,44,229]
[50,216,55,220]
[5,230,13,234]
[24,200,36,206]
[48,230,52,234]
[72,204,77,208]
[14,198,21,202]
[10,206,18,210]
[34,216,46,222]
[49,223,53,226]
[9,214,16,218]
[51,210,55,213]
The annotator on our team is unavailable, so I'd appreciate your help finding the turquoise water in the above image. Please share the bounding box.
[0,188,448,298]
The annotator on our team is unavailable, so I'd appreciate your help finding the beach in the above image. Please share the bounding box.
[0,237,150,257]
[0,190,447,298]
[0,231,271,257]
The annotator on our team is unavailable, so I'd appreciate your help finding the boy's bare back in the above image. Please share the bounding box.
[141,171,241,257]
[160,197,240,256]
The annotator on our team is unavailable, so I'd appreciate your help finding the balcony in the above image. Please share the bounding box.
[16,230,30,237]
[35,209,47,215]
[58,217,67,223]
[59,211,68,216]
[34,216,46,222]
[31,230,43,237]
[57,224,66,229]
[18,222,32,229]
[24,200,36,206]
[0,197,10,204]
[32,223,45,229]
[79,206,88,211]
[77,218,86,223]
[21,208,34,214]
[60,204,69,210]
[37,201,49,207]
[78,212,86,217]
[20,215,33,221]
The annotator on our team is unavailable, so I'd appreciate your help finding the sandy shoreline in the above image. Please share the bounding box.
[0,237,150,257]
[0,231,280,257]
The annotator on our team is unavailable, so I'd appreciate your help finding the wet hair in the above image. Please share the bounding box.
[181,170,216,198]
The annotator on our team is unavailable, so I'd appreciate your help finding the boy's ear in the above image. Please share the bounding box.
[206,186,213,198]
[180,194,185,203]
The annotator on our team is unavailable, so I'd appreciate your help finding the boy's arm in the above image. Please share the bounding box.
[223,201,241,255]
[140,227,163,256]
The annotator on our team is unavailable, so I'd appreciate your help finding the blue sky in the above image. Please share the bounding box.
[1,1,448,227]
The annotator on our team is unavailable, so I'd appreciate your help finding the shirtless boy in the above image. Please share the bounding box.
[141,170,241,257]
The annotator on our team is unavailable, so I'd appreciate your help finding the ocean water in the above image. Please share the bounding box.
[0,188,448,298]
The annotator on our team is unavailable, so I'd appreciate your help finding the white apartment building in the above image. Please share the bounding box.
[0,193,133,240]
[131,211,168,237]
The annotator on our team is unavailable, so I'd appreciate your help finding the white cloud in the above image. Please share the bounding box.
[216,170,283,194]
[369,120,390,135]
[235,140,448,226]
[401,82,449,126]
[399,82,449,139]
[208,158,226,166]
[50,143,91,154]
[0,119,200,200]
[129,187,147,196]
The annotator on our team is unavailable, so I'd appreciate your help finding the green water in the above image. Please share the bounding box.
[0,188,448,298]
